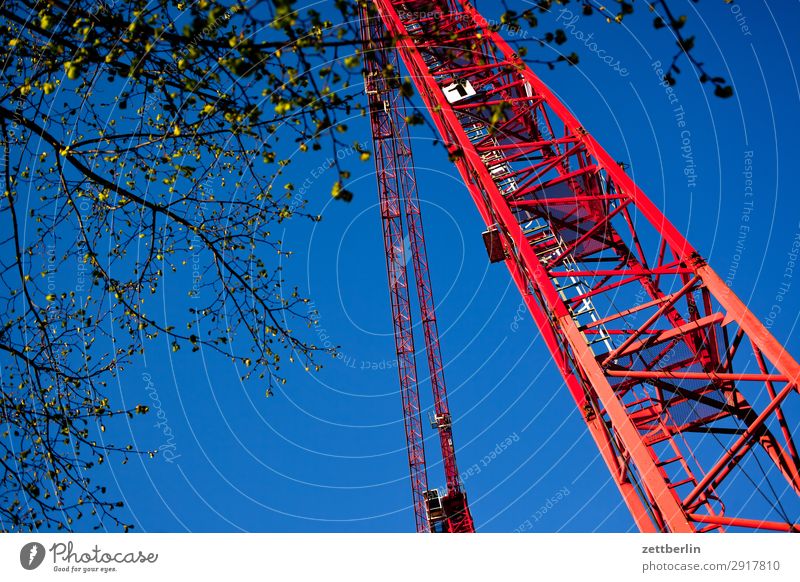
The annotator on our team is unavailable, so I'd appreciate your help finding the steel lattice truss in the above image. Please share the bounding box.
[360,5,475,533]
[363,0,800,532]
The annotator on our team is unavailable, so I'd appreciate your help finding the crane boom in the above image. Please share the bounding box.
[360,4,475,533]
[368,0,800,532]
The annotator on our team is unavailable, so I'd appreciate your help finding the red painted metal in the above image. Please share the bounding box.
[368,0,800,532]
[359,9,428,532]
[360,5,474,533]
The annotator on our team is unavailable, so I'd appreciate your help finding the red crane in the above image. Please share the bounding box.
[363,0,800,532]
[360,4,475,533]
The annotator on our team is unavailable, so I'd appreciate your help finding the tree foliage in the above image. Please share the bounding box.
[498,0,734,97]
[0,0,367,532]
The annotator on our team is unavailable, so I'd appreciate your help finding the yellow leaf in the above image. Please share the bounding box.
[65,62,80,80]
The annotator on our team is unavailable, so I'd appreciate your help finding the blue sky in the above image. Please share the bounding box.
[82,1,800,532]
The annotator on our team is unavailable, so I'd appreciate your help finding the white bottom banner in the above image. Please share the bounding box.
[1,533,798,581]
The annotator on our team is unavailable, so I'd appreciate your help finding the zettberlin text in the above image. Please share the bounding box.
[642,544,701,554]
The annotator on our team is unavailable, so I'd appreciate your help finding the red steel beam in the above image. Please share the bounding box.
[683,382,797,508]
[689,513,799,533]
[606,370,789,383]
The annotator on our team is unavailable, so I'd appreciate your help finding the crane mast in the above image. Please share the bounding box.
[359,4,475,533]
[364,0,800,532]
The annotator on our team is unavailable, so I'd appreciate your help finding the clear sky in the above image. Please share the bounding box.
[83,1,800,532]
